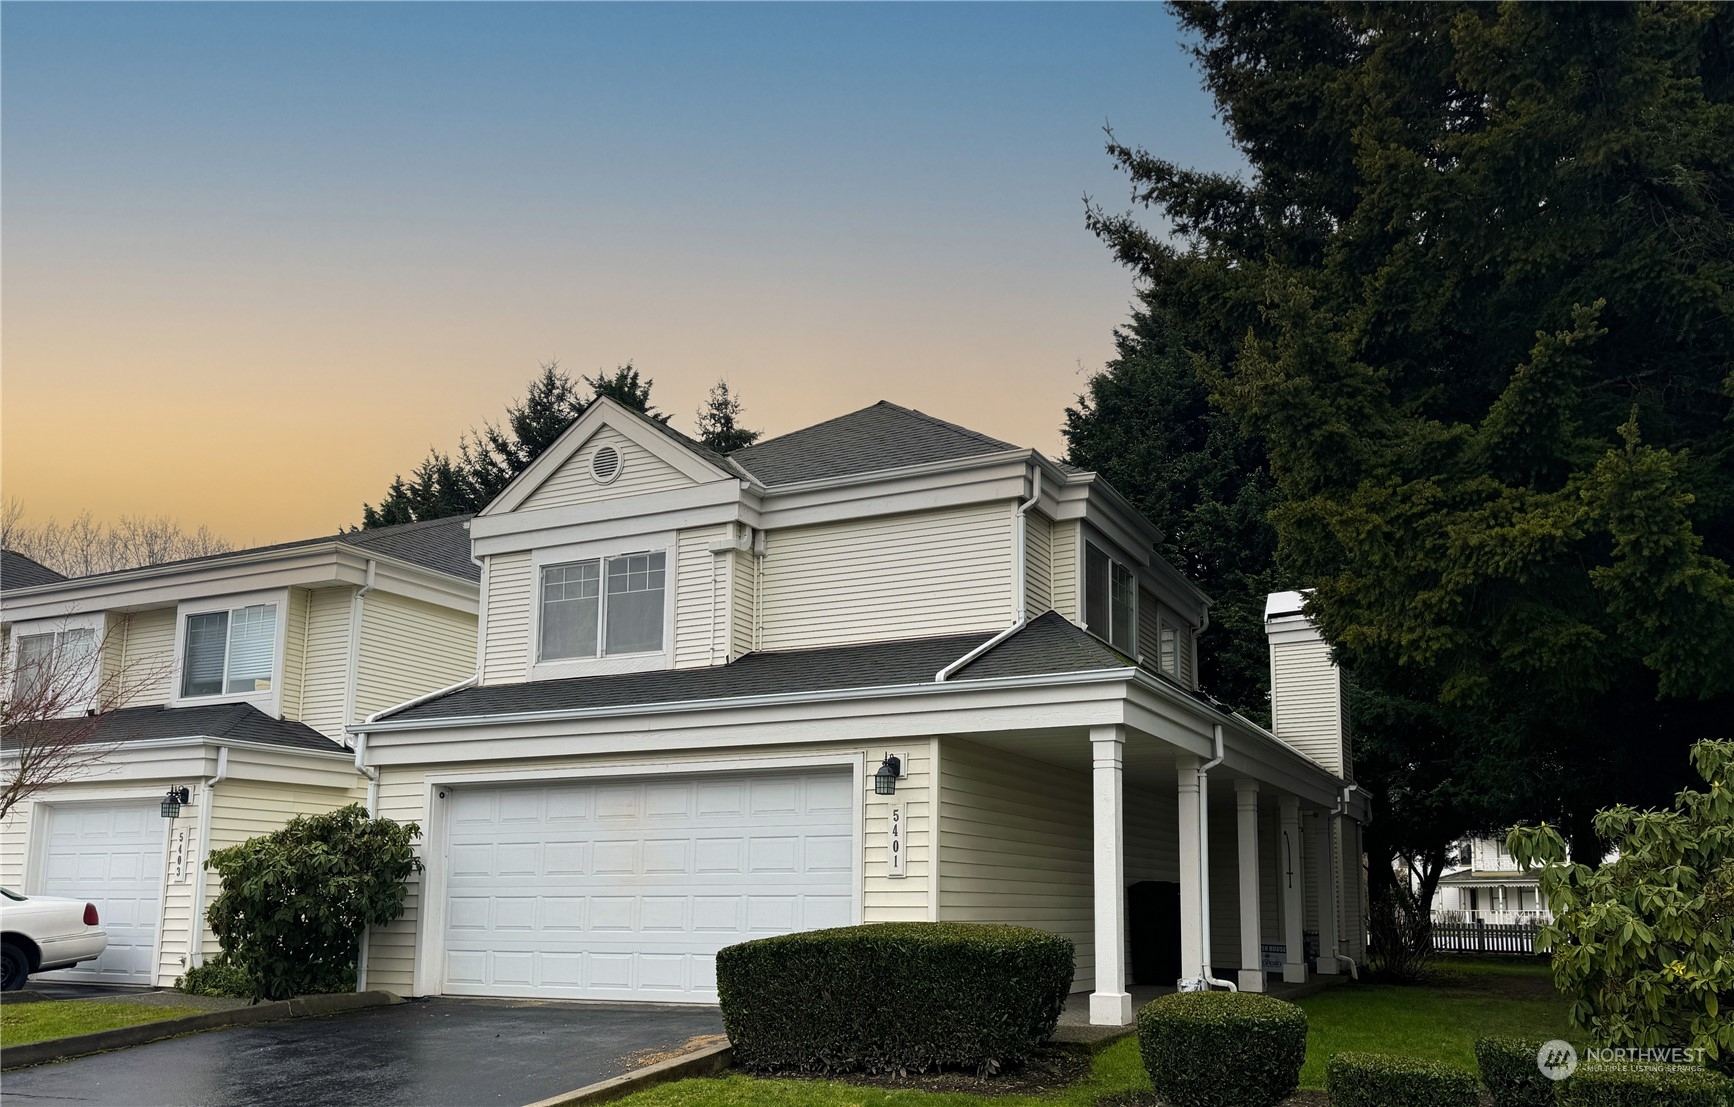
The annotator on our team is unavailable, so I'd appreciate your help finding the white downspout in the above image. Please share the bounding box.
[348,670,477,991]
[186,745,229,969]
[340,559,378,732]
[937,463,1040,682]
[1331,783,1362,979]
[1196,724,1237,990]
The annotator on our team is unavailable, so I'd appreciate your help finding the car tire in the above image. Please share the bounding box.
[1,940,31,991]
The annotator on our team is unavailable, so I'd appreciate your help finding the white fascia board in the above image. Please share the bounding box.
[1049,473,1165,547]
[346,553,480,614]
[471,499,746,559]
[358,671,1142,766]
[470,481,744,542]
[754,467,1031,529]
[0,735,356,789]
[748,449,1034,498]
[482,397,735,517]
[0,546,477,623]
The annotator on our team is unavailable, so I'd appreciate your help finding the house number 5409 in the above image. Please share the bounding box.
[888,801,906,879]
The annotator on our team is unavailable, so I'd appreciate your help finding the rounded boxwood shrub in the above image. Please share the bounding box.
[1475,1037,1558,1107]
[716,922,1072,1075]
[1136,991,1307,1107]
[1326,1051,1479,1107]
[1557,1064,1734,1107]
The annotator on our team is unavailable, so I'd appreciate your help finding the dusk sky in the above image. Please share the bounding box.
[3,3,1239,545]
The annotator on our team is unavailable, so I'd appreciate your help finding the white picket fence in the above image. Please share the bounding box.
[1431,919,1542,955]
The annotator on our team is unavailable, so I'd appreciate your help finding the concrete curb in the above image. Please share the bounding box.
[1,989,404,1069]
[523,1042,735,1107]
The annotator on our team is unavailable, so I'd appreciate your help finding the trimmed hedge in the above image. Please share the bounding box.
[716,922,1073,1075]
[1476,1037,1558,1107]
[1557,1064,1734,1107]
[1326,1051,1479,1107]
[1136,991,1307,1107]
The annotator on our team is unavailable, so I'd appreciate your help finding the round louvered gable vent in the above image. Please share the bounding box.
[591,444,623,484]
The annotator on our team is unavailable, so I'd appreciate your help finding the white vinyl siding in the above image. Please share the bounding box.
[520,427,695,511]
[278,589,311,720]
[937,739,1096,989]
[673,526,729,669]
[1024,513,1053,616]
[758,505,1014,651]
[292,587,354,740]
[729,548,757,659]
[366,739,934,997]
[481,552,533,685]
[1270,635,1346,775]
[1051,521,1080,622]
[112,608,178,708]
[354,593,478,721]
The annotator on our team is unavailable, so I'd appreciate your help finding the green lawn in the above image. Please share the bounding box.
[616,958,1571,1106]
[0,999,196,1048]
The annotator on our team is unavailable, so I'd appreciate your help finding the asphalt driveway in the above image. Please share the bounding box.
[1,996,726,1106]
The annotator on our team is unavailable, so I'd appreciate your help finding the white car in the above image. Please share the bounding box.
[1,888,108,990]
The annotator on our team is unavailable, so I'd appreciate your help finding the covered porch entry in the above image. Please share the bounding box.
[934,713,1367,1027]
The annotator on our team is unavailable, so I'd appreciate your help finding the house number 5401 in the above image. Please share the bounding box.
[888,801,906,879]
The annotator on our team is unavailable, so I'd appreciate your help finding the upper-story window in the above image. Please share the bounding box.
[13,627,96,705]
[540,551,666,661]
[1083,541,1136,654]
[181,603,278,698]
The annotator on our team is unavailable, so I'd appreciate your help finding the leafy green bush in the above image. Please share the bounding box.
[1508,740,1734,1075]
[716,922,1072,1075]
[1137,991,1307,1107]
[1326,1051,1479,1107]
[1557,1064,1734,1107]
[175,954,254,998]
[204,804,420,1001]
[1475,1037,1558,1107]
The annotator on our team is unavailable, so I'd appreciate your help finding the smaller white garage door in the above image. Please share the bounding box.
[443,769,856,1002]
[37,801,165,983]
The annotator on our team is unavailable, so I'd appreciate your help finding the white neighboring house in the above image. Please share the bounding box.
[1432,837,1555,925]
[350,398,1371,1026]
[0,518,478,987]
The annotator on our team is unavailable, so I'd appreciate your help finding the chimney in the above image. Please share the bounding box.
[1264,591,1349,777]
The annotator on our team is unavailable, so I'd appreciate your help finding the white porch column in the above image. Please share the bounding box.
[1090,725,1132,1026]
[1176,755,1203,988]
[1311,811,1341,975]
[1279,795,1307,984]
[1235,780,1264,992]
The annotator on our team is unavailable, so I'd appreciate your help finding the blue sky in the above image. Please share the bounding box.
[3,2,1239,540]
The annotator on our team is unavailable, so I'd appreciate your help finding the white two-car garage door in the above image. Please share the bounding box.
[37,801,165,983]
[442,769,855,1003]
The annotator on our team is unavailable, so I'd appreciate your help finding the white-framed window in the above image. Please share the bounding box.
[539,550,667,662]
[178,602,279,699]
[10,625,98,708]
[1083,540,1136,654]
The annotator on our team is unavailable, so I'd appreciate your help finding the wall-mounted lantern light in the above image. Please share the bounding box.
[160,786,191,819]
[874,754,902,796]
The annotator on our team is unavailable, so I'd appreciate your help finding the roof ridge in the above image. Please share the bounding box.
[726,401,891,455]
[874,400,1018,451]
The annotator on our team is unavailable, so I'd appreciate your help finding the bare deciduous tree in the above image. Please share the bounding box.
[0,621,169,821]
[2,499,234,579]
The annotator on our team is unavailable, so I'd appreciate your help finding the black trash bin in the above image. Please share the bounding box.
[1128,880,1182,986]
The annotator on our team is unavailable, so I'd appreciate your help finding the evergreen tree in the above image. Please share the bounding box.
[695,379,761,453]
[1088,1,1734,860]
[1063,299,1281,717]
[361,360,665,525]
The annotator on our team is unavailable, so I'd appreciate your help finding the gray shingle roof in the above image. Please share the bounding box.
[385,611,1129,723]
[726,401,1019,487]
[3,702,345,755]
[1,550,67,591]
[7,516,479,589]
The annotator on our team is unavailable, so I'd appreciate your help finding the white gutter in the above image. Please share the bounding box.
[1194,723,1238,991]
[936,464,1041,682]
[339,559,378,732]
[186,745,229,969]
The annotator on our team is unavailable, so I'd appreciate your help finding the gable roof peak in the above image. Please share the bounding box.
[725,399,1022,487]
